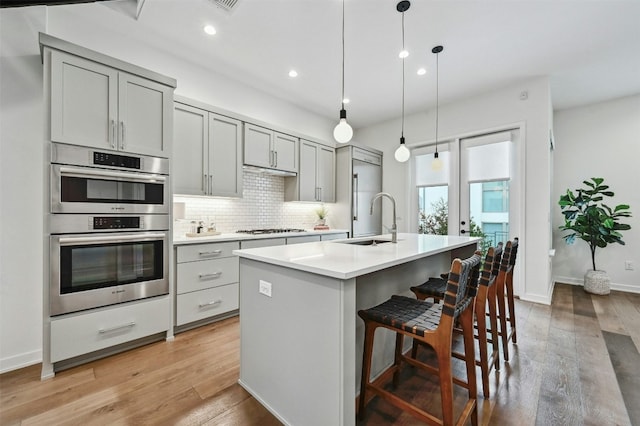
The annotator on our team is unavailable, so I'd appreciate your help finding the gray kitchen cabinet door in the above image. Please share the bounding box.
[209,113,243,197]
[50,50,118,150]
[173,103,208,196]
[244,123,273,168]
[117,72,173,157]
[273,132,298,172]
[298,140,319,201]
[318,145,335,202]
[50,49,172,157]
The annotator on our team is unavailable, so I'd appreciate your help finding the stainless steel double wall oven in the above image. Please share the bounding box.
[49,143,170,316]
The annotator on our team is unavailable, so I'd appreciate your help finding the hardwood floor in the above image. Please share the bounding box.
[1,283,638,425]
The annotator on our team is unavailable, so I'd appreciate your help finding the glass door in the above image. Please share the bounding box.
[460,131,517,251]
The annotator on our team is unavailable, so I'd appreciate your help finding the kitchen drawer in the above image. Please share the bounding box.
[50,296,170,363]
[176,256,239,294]
[286,235,321,244]
[240,238,285,249]
[176,241,239,263]
[320,232,348,241]
[176,283,239,326]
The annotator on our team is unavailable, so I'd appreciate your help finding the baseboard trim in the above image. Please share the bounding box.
[554,276,640,294]
[0,349,42,374]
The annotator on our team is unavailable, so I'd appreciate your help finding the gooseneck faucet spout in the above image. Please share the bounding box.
[370,192,397,243]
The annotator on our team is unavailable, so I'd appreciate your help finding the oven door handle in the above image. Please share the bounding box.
[58,233,166,245]
[59,166,167,183]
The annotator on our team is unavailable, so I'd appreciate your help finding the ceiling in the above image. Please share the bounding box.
[25,0,640,129]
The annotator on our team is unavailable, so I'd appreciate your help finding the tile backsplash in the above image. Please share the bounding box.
[173,172,331,236]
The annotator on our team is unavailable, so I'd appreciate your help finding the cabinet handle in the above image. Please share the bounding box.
[198,299,222,308]
[199,250,222,257]
[319,187,323,202]
[98,321,136,334]
[203,174,208,194]
[120,121,126,150]
[270,150,274,167]
[274,151,278,167]
[110,119,116,149]
[209,175,213,195]
[199,271,222,280]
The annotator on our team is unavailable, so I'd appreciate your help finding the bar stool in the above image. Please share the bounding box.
[496,238,519,361]
[357,251,482,426]
[410,245,502,399]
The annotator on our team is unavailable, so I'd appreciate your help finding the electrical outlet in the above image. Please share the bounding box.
[625,260,634,271]
[259,280,272,297]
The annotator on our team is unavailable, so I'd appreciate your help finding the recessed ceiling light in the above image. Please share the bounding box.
[204,25,216,35]
[343,98,350,104]
[288,70,298,78]
[417,68,426,76]
[398,50,409,59]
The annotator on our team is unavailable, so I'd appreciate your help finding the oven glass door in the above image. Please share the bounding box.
[60,239,163,294]
[52,165,168,214]
[50,232,169,316]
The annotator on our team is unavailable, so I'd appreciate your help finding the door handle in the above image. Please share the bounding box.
[460,229,469,234]
[353,173,359,221]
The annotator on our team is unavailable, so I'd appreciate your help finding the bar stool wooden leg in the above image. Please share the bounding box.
[475,296,491,399]
[460,304,478,426]
[436,342,455,426]
[359,322,376,420]
[506,272,517,344]
[496,276,510,362]
[393,333,404,387]
[487,279,501,371]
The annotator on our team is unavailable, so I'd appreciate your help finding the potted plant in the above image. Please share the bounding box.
[315,205,329,226]
[558,177,632,294]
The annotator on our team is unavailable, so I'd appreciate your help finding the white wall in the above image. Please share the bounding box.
[356,77,553,304]
[0,5,334,373]
[0,7,47,373]
[552,94,640,292]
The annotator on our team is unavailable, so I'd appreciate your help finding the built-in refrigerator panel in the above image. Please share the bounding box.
[334,145,382,238]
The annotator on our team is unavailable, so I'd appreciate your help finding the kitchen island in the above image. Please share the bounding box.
[233,233,479,426]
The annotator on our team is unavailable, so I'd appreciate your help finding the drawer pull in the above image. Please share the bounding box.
[199,272,222,280]
[199,250,222,257]
[198,299,222,308]
[98,321,136,334]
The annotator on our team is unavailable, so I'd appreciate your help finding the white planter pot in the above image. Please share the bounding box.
[584,270,610,295]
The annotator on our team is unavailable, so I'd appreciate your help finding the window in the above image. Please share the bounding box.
[418,186,448,234]
[482,181,509,212]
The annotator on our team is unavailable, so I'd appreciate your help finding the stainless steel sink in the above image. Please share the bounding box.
[335,239,392,246]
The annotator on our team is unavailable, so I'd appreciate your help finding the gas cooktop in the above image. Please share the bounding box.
[236,228,307,235]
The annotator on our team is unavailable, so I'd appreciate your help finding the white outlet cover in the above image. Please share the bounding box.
[259,280,272,297]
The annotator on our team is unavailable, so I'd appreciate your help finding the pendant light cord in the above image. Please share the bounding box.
[401,11,405,138]
[435,49,439,152]
[341,0,345,111]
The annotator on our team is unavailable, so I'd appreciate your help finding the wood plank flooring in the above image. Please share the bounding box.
[1,283,638,425]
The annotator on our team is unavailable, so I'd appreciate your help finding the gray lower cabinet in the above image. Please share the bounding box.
[320,232,348,241]
[240,238,286,249]
[286,235,321,244]
[50,296,170,363]
[175,241,240,327]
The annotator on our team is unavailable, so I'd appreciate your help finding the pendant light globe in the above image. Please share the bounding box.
[333,109,353,143]
[395,142,410,162]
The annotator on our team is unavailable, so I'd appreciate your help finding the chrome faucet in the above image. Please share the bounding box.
[370,192,397,243]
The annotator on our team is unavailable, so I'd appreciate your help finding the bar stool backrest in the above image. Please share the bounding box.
[500,240,513,273]
[443,251,482,319]
[490,242,503,281]
[479,244,502,289]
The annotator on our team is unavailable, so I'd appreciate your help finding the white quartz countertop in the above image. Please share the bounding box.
[233,233,480,279]
[173,229,350,246]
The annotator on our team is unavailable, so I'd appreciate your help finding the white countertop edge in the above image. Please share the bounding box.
[234,234,481,279]
[173,229,350,246]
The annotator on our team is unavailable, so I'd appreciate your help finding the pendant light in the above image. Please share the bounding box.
[431,45,444,171]
[394,1,411,163]
[333,0,353,144]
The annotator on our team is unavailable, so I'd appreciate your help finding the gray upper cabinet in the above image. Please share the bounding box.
[50,50,173,158]
[286,139,335,202]
[173,101,243,197]
[244,123,298,173]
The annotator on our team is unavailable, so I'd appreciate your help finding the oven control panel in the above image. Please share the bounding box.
[92,216,142,230]
[93,151,141,169]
